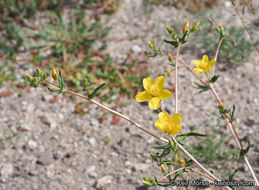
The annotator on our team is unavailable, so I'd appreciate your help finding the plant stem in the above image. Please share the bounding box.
[174,43,181,113]
[43,79,231,188]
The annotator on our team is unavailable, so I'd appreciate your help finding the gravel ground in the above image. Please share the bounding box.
[0,0,258,190]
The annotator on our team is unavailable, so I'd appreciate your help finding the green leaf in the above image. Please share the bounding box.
[228,169,238,182]
[230,104,236,121]
[58,70,66,90]
[164,39,179,48]
[176,132,206,143]
[208,75,220,83]
[173,168,185,180]
[47,87,63,94]
[239,141,251,157]
[194,82,209,93]
[90,83,105,99]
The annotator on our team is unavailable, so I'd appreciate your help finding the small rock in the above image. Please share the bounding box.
[0,163,14,182]
[19,123,31,132]
[134,163,149,172]
[27,103,35,112]
[36,152,54,165]
[96,175,113,188]
[28,140,38,149]
[90,118,99,128]
[88,137,96,146]
[132,45,142,53]
[40,114,57,129]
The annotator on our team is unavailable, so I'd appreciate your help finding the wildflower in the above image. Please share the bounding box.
[25,73,33,82]
[135,76,172,110]
[193,55,216,73]
[183,21,189,33]
[155,111,182,135]
[52,68,58,80]
[148,41,153,49]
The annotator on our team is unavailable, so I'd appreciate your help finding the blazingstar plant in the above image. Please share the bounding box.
[24,20,258,189]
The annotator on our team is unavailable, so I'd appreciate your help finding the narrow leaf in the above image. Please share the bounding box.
[90,83,105,99]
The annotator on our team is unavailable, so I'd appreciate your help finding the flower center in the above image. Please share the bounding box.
[150,88,159,97]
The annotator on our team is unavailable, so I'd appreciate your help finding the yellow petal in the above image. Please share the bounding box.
[209,59,216,68]
[193,68,204,73]
[202,55,209,63]
[193,59,203,68]
[149,97,161,110]
[155,120,167,133]
[158,111,170,122]
[135,91,151,102]
[171,113,183,125]
[159,90,172,100]
[154,76,165,90]
[143,77,153,91]
[170,124,182,135]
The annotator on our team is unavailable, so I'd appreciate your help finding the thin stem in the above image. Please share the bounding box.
[158,167,185,182]
[43,79,229,187]
[174,43,181,113]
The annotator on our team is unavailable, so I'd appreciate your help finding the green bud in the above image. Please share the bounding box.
[25,73,33,83]
[192,21,200,31]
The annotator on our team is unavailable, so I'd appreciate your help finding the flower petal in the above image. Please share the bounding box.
[158,111,170,122]
[159,90,172,100]
[143,77,153,91]
[202,55,209,64]
[170,124,182,135]
[193,59,203,68]
[193,68,204,73]
[154,76,165,90]
[209,59,216,68]
[149,97,161,110]
[155,120,167,133]
[135,91,151,102]
[171,113,183,125]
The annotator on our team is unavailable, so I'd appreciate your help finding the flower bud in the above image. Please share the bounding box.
[183,21,189,33]
[160,164,167,173]
[83,77,88,85]
[52,68,58,80]
[25,73,33,83]
[168,53,173,62]
[36,67,42,76]
[192,21,200,31]
[166,25,176,39]
[178,158,185,165]
[148,41,153,49]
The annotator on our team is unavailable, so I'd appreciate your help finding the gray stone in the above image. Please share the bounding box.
[0,163,14,182]
[96,175,113,188]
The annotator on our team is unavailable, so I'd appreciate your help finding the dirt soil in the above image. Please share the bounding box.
[0,0,258,190]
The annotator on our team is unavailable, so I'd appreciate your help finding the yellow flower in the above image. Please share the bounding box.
[155,111,182,135]
[183,21,189,33]
[135,76,172,110]
[193,55,216,73]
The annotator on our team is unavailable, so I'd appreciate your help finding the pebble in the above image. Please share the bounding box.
[40,114,57,129]
[0,163,14,182]
[96,175,113,188]
[88,137,96,146]
[36,152,54,166]
[28,140,38,149]
[132,45,142,53]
